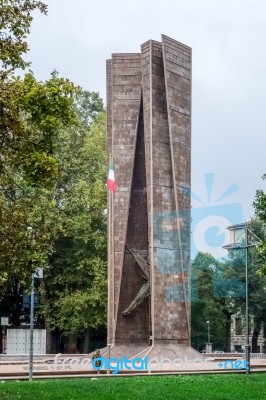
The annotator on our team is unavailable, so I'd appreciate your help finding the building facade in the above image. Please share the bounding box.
[231,314,264,353]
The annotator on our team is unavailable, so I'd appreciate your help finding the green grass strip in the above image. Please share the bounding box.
[0,373,265,400]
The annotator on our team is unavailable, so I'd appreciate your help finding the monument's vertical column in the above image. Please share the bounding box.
[162,35,192,344]
[107,54,143,344]
[141,40,155,345]
[115,98,150,344]
[141,37,191,345]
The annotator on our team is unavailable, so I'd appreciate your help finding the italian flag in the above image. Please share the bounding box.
[107,160,116,193]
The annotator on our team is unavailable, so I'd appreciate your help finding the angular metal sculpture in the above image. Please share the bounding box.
[107,35,192,356]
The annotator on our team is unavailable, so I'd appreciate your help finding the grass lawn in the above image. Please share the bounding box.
[0,373,266,400]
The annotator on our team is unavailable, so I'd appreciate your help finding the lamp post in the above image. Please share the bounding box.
[29,271,35,381]
[206,320,211,352]
[244,223,250,375]
[223,222,262,374]
[27,226,35,382]
[206,320,210,345]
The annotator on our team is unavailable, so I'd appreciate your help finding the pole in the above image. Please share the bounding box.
[149,41,155,347]
[111,190,115,344]
[206,320,210,352]
[4,325,6,353]
[29,272,34,381]
[107,343,111,374]
[245,223,251,374]
[107,156,111,368]
[107,154,112,374]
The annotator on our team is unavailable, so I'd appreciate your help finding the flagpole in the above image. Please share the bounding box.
[107,155,112,349]
[107,156,116,349]
[111,188,115,346]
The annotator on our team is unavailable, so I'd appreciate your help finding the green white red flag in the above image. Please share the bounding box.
[107,160,116,193]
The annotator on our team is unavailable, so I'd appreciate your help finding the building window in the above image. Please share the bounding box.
[234,345,242,353]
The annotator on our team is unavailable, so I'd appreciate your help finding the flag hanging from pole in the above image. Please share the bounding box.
[107,160,116,193]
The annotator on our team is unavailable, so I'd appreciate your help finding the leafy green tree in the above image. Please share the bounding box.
[0,0,79,282]
[253,177,266,276]
[191,253,229,351]
[39,98,107,353]
[225,220,266,352]
[192,252,248,352]
[0,0,47,72]
[0,71,79,281]
[192,221,266,353]
[0,1,107,355]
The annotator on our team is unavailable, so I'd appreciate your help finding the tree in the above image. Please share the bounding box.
[225,220,266,352]
[0,0,82,351]
[192,252,245,352]
[0,1,107,355]
[39,96,107,353]
[0,0,47,72]
[0,0,79,281]
[0,93,106,352]
[253,176,266,276]
[192,218,266,353]
[0,71,79,281]
[191,253,230,351]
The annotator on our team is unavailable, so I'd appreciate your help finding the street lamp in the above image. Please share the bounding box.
[206,320,211,352]
[27,226,35,382]
[223,222,262,374]
[206,320,210,345]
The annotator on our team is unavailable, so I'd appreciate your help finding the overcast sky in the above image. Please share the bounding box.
[26,0,266,256]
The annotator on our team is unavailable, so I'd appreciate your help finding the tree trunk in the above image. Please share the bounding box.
[252,329,259,353]
[0,327,2,353]
[225,313,232,352]
[46,329,55,354]
[8,277,23,328]
[65,333,78,353]
[82,327,90,354]
[46,329,62,353]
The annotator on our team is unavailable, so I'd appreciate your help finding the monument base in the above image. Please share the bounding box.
[89,344,202,373]
[90,343,201,362]
[102,343,200,359]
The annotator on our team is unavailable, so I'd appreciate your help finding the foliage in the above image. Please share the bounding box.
[253,175,266,276]
[0,71,78,188]
[225,220,266,349]
[0,0,79,284]
[0,0,107,346]
[191,252,232,351]
[192,226,266,352]
[39,104,107,338]
[0,71,79,282]
[0,0,47,72]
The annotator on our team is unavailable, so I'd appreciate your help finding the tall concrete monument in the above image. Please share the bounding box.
[107,35,195,358]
